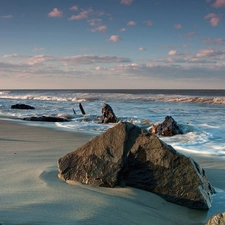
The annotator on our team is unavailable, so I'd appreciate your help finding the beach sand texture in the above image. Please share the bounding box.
[1,120,225,225]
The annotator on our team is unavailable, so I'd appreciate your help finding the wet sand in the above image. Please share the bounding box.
[1,119,225,225]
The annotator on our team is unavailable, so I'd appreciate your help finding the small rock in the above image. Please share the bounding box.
[11,104,35,110]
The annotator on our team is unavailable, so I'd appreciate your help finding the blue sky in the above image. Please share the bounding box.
[0,0,225,89]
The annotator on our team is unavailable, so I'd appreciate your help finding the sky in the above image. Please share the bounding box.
[0,0,225,89]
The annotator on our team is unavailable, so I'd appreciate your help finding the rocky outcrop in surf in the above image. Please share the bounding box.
[150,116,183,136]
[101,103,117,123]
[11,104,35,110]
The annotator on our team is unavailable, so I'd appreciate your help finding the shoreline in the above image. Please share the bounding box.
[1,119,225,225]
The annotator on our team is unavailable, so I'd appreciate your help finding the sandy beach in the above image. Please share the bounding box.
[1,119,225,225]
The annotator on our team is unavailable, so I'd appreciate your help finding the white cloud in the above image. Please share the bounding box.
[120,28,126,32]
[48,8,63,17]
[168,50,177,56]
[120,0,134,5]
[26,55,54,65]
[95,66,107,71]
[127,21,136,26]
[212,0,225,8]
[108,35,121,42]
[3,54,25,58]
[204,13,222,26]
[139,47,147,51]
[70,5,78,11]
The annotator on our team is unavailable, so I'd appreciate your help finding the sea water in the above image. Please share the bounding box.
[0,89,225,156]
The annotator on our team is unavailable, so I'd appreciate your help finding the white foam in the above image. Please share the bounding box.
[173,145,225,156]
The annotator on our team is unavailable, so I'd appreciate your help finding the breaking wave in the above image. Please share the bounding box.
[1,90,225,105]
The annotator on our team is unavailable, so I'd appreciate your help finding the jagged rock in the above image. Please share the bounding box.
[205,212,225,225]
[11,104,35,110]
[58,122,215,209]
[151,116,183,136]
[23,116,69,122]
[101,103,117,123]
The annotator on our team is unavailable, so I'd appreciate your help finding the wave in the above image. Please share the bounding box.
[0,94,87,103]
[1,91,225,105]
[110,94,225,105]
[163,96,225,105]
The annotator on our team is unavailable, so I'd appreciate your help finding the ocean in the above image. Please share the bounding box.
[0,89,225,156]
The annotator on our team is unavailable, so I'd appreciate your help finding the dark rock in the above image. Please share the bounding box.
[205,212,225,225]
[58,122,215,209]
[11,104,35,110]
[101,103,117,123]
[151,116,183,136]
[23,116,69,122]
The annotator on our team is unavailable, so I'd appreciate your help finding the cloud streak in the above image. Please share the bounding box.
[33,47,45,52]
[196,48,225,57]
[69,9,93,20]
[1,15,13,19]
[91,25,107,33]
[2,54,131,65]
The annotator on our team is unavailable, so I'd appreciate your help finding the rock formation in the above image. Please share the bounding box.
[101,103,117,123]
[58,122,215,209]
[151,116,183,136]
[11,104,35,110]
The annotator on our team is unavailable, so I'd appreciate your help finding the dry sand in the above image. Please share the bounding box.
[1,119,225,225]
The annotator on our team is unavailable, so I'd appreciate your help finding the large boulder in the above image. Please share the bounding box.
[205,212,225,225]
[58,122,215,209]
[151,116,183,136]
[11,104,35,110]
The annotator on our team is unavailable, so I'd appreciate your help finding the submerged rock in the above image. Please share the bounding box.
[11,104,35,110]
[58,122,215,209]
[23,116,69,122]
